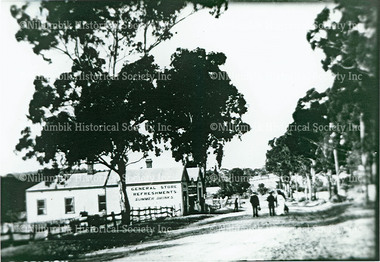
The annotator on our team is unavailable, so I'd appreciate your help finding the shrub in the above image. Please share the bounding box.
[257,183,268,195]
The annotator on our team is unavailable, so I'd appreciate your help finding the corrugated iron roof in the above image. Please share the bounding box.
[26,167,188,191]
[124,167,187,185]
[26,171,119,192]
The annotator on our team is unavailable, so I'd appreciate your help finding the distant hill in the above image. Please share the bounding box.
[1,173,40,222]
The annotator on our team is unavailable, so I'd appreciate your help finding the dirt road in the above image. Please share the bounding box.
[82,203,376,261]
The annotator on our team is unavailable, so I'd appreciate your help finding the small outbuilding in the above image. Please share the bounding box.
[186,167,205,212]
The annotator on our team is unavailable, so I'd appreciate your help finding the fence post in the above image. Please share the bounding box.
[111,212,117,228]
[121,210,129,226]
[47,223,52,239]
[8,226,14,243]
[29,224,33,241]
[31,224,36,240]
[91,215,100,232]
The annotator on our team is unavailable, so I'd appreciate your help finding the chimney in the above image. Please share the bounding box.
[145,158,153,168]
[87,162,94,175]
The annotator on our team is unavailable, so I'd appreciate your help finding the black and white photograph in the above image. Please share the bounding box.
[0,0,378,261]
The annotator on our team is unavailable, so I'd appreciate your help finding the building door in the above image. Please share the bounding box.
[198,187,202,201]
[183,191,188,215]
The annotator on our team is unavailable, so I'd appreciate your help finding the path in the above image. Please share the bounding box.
[80,203,376,261]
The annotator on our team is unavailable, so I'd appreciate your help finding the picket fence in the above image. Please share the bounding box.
[1,206,180,244]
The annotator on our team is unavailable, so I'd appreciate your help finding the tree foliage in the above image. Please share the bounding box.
[11,0,227,63]
[219,168,250,197]
[307,0,378,165]
[266,0,377,202]
[147,48,250,169]
[12,0,229,221]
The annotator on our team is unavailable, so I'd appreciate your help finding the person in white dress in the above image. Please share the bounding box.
[276,190,286,215]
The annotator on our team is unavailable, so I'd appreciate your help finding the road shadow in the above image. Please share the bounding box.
[74,243,180,261]
[161,203,375,242]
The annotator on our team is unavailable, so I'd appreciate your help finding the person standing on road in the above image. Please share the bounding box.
[250,192,260,217]
[267,191,277,216]
[234,197,239,212]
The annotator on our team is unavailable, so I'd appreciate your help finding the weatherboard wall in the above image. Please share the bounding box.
[126,182,185,215]
[26,186,121,223]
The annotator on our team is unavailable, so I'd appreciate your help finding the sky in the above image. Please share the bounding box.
[0,1,335,175]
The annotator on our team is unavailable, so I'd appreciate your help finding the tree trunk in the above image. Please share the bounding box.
[333,148,341,195]
[327,169,333,199]
[303,175,307,200]
[369,155,374,184]
[202,164,207,197]
[371,158,377,185]
[288,182,293,199]
[295,173,299,200]
[306,174,312,200]
[304,184,307,200]
[310,160,316,200]
[361,153,369,204]
[285,183,289,198]
[288,172,293,199]
[118,161,131,225]
[200,162,207,213]
[359,113,369,204]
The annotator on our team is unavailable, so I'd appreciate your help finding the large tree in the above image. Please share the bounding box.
[266,135,306,198]
[147,48,250,174]
[307,0,378,202]
[283,89,331,199]
[12,0,228,223]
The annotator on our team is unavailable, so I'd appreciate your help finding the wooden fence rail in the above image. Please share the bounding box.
[1,206,181,244]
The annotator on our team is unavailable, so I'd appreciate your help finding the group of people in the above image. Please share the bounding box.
[249,190,287,217]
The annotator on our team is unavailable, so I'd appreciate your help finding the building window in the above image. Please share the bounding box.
[65,197,75,214]
[98,195,106,212]
[37,199,46,215]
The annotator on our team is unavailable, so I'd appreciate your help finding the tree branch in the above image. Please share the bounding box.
[96,156,118,173]
[146,10,197,53]
[125,154,146,167]
[52,46,75,63]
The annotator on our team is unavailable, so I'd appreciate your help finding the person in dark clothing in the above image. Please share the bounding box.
[250,192,260,217]
[234,197,239,212]
[266,191,277,216]
[199,197,205,213]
